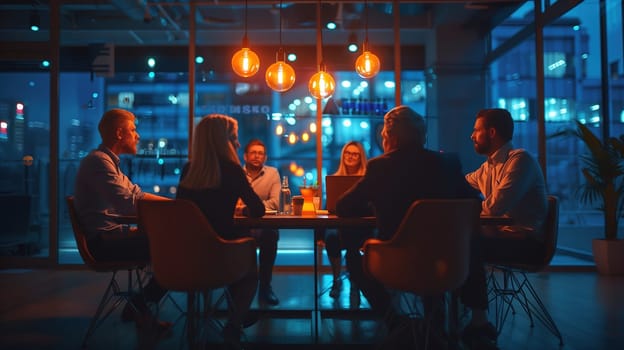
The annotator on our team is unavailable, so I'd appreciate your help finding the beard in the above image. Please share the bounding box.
[121,141,137,155]
[473,139,491,155]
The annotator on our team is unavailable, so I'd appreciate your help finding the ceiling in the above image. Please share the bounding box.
[0,0,525,47]
[0,1,524,73]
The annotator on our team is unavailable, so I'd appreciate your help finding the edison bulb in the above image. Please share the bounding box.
[355,51,380,78]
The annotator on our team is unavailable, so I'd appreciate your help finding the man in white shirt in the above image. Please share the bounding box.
[241,139,281,305]
[466,108,548,252]
[464,108,548,348]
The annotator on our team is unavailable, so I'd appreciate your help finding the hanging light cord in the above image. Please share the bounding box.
[279,0,283,47]
[242,0,249,45]
[318,0,324,68]
[244,0,248,35]
[364,0,369,45]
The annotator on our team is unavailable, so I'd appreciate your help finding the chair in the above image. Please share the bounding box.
[486,195,563,345]
[137,198,257,349]
[65,196,147,348]
[362,198,481,349]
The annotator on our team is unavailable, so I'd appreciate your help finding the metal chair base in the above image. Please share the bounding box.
[488,266,564,346]
[82,268,145,348]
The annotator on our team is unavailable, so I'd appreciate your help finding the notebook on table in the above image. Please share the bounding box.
[325,175,362,214]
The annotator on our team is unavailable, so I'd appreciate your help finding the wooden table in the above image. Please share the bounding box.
[234,214,512,229]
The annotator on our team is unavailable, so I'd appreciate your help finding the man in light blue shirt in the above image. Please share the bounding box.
[464,108,548,348]
[466,108,548,239]
[240,139,281,305]
[74,108,171,334]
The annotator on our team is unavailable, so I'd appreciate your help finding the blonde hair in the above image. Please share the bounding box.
[334,141,367,175]
[180,114,240,189]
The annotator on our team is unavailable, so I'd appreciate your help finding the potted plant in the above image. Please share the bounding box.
[554,120,624,275]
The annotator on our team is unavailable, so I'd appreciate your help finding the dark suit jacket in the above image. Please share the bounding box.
[336,147,480,240]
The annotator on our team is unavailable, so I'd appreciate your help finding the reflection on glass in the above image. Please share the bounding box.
[490,0,624,256]
[491,2,535,51]
[0,71,51,259]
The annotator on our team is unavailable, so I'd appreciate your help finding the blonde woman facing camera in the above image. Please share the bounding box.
[324,141,372,308]
[176,114,264,349]
[333,141,367,177]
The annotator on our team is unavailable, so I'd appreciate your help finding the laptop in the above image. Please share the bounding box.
[325,175,362,214]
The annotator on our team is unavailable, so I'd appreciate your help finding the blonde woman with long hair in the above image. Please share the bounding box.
[177,114,264,347]
[324,141,371,308]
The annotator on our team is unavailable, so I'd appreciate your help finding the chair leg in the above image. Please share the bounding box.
[81,271,123,347]
[164,292,185,315]
[186,292,201,350]
[513,271,564,345]
[181,291,209,350]
[81,268,147,348]
[82,275,115,347]
[202,289,228,338]
[386,293,449,350]
[178,289,235,349]
[374,292,426,350]
[488,268,518,334]
[487,267,563,345]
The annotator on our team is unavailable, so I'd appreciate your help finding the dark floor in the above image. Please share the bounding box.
[1,267,623,350]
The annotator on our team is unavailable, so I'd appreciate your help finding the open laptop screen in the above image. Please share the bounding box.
[325,175,362,214]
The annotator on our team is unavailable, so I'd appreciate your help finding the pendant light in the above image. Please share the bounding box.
[309,63,335,100]
[308,0,336,99]
[265,0,296,92]
[355,0,380,79]
[231,0,260,78]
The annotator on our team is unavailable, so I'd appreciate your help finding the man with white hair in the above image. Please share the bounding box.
[336,105,481,345]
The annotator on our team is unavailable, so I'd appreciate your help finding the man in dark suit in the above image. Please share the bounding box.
[336,105,485,346]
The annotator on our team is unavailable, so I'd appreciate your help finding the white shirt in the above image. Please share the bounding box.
[244,165,281,210]
[466,142,548,233]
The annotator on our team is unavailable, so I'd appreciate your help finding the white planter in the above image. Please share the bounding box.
[592,239,624,275]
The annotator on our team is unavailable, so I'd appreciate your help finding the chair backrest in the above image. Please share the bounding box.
[137,198,256,292]
[66,196,100,269]
[363,198,481,295]
[65,196,144,271]
[489,195,560,271]
[538,195,560,267]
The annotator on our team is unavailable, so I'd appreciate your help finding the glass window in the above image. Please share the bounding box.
[606,0,624,141]
[548,0,615,256]
[488,0,624,260]
[489,36,538,157]
[491,1,535,51]
[0,2,51,259]
[58,72,107,263]
[0,69,50,259]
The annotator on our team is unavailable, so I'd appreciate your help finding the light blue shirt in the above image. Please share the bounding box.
[244,165,281,210]
[466,142,548,234]
[74,144,145,240]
